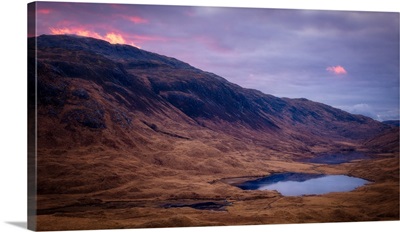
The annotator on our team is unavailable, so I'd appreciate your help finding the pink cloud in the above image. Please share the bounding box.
[37,9,52,14]
[50,27,102,39]
[326,65,347,75]
[49,27,73,34]
[126,16,148,24]
[49,27,140,47]
[132,34,167,42]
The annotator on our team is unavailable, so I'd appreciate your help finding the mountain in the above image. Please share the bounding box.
[383,120,400,127]
[364,127,399,153]
[28,35,399,230]
[28,34,394,192]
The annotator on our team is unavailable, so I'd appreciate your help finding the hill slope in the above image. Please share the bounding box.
[30,35,389,145]
[28,34,394,192]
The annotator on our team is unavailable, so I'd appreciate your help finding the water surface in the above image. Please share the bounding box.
[163,201,230,211]
[236,172,369,196]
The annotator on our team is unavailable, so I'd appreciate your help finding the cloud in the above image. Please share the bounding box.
[38,9,52,14]
[49,27,71,34]
[50,27,102,38]
[49,27,140,47]
[124,16,148,24]
[132,35,167,42]
[105,32,126,44]
[346,103,377,119]
[326,65,347,75]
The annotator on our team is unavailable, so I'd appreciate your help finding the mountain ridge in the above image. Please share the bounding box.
[30,34,391,148]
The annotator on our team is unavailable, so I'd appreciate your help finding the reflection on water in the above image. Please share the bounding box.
[236,172,369,196]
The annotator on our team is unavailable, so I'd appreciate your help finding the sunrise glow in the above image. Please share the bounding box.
[105,32,126,44]
[49,27,140,47]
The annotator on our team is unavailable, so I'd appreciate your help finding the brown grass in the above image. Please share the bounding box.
[34,137,399,231]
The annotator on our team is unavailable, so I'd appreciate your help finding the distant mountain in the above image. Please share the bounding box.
[364,127,399,153]
[382,120,400,127]
[28,35,395,194]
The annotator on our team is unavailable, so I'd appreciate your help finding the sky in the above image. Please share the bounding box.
[29,2,399,121]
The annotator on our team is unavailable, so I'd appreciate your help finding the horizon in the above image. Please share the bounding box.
[29,2,400,121]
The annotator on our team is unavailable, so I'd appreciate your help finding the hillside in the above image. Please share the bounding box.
[30,35,389,148]
[28,35,399,230]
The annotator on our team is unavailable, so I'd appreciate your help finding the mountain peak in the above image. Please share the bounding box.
[33,34,197,71]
